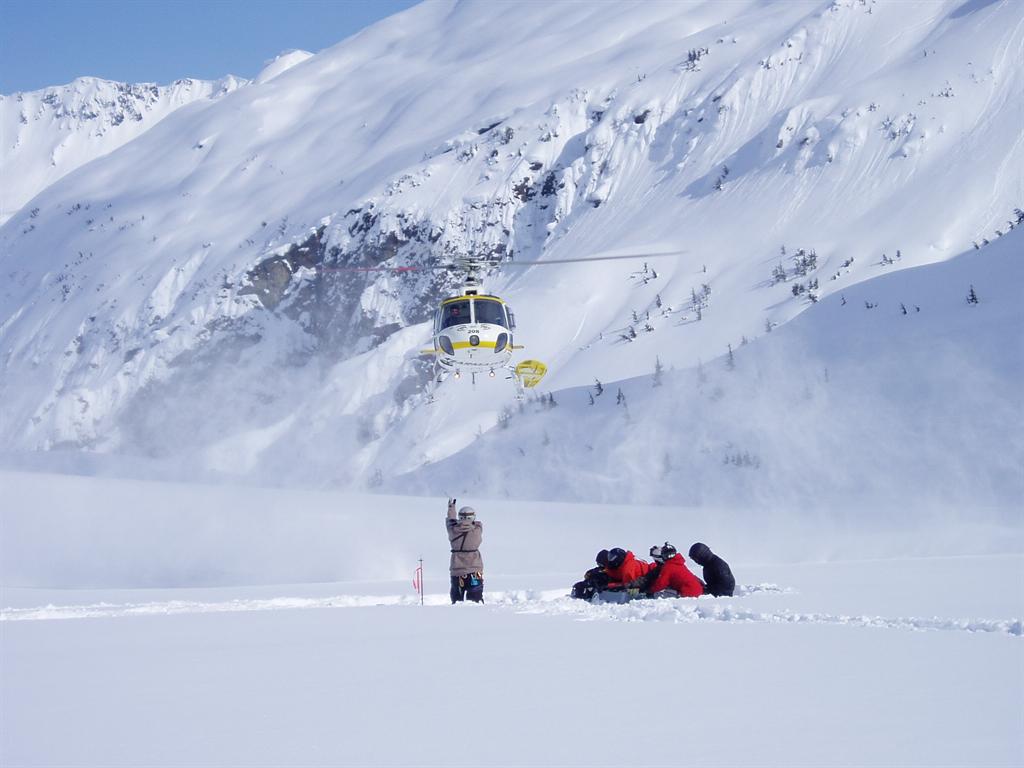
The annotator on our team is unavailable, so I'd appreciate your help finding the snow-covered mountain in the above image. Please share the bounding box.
[0,0,1020,507]
[0,74,250,224]
[2,7,1022,762]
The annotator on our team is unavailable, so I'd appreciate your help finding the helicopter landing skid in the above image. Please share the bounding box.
[426,360,543,402]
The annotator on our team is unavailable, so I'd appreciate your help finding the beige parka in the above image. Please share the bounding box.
[446,503,483,577]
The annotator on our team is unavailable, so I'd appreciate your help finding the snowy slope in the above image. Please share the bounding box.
[0,0,1021,507]
[388,227,1024,509]
[0,74,247,224]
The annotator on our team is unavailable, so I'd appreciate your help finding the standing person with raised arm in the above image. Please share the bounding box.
[446,498,484,604]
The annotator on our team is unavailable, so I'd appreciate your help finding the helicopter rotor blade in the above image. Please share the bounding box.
[314,264,457,273]
[501,250,686,267]
[310,250,684,273]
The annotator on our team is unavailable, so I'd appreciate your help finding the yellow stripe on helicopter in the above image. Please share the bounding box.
[452,340,498,350]
[440,295,507,306]
[418,341,497,353]
[420,343,525,355]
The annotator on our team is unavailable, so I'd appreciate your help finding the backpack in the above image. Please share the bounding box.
[571,580,597,600]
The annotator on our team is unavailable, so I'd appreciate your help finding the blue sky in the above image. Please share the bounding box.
[0,0,420,93]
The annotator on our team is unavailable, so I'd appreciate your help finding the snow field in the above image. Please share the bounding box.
[3,470,1022,766]
[4,470,1020,591]
[3,560,1021,767]
[4,584,1020,639]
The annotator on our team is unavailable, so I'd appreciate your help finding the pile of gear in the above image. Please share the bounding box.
[570,542,735,602]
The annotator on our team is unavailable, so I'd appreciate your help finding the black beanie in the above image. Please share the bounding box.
[689,542,712,565]
[607,548,627,568]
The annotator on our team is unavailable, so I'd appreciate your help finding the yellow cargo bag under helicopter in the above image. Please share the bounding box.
[514,360,547,389]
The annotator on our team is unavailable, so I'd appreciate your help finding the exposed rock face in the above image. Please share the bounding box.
[240,228,329,312]
[232,99,601,366]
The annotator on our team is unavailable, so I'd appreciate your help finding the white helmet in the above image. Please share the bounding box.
[458,506,476,521]
[650,542,676,563]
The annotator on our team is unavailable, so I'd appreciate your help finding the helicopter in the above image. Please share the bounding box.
[425,257,536,394]
[422,250,685,397]
[319,249,683,397]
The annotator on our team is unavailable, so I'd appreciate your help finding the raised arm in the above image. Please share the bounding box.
[447,497,457,523]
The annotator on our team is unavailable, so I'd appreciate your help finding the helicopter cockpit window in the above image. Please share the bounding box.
[473,299,507,327]
[441,301,471,329]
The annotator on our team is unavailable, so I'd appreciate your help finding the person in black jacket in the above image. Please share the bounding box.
[571,550,612,600]
[688,542,735,597]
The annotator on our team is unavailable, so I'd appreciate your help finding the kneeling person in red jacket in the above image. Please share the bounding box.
[646,543,705,598]
[603,547,657,592]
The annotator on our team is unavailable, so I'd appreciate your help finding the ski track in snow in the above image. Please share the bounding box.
[3,584,1020,637]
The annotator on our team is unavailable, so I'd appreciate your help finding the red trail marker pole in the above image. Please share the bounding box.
[413,558,424,606]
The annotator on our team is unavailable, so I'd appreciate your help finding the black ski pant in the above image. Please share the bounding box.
[450,574,484,604]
